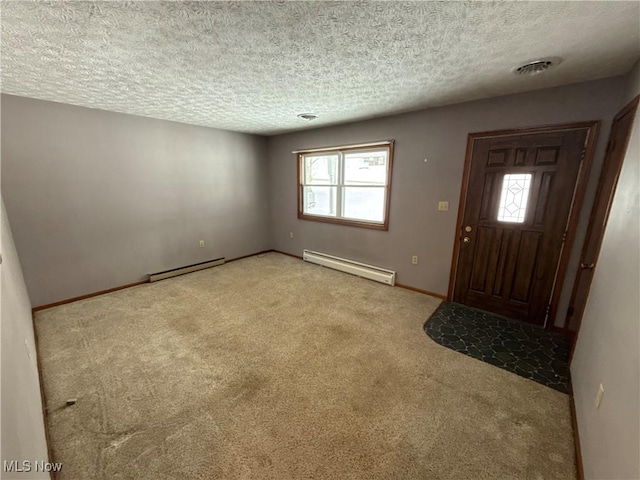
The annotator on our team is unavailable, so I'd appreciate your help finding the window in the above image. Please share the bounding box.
[298,142,394,229]
[497,173,532,223]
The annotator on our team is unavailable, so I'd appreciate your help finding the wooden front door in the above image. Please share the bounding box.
[452,125,596,325]
[565,97,639,334]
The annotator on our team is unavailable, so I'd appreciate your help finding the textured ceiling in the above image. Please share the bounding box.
[1,1,639,135]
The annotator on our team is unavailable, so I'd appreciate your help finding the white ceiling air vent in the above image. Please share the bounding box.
[514,59,559,76]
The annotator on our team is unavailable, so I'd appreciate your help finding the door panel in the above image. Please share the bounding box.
[533,172,554,225]
[479,173,498,220]
[469,226,494,292]
[511,230,541,303]
[453,129,589,325]
[492,229,511,297]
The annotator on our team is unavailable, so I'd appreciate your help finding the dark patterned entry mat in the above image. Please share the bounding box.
[424,302,571,393]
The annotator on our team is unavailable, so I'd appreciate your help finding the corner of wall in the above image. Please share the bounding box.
[1,198,50,477]
[569,60,640,479]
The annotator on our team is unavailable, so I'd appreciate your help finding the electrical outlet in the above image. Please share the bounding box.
[289,232,294,239]
[199,240,205,248]
[595,383,605,408]
[438,201,449,212]
[412,255,419,265]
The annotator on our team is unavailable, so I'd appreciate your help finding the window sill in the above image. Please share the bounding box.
[297,212,389,231]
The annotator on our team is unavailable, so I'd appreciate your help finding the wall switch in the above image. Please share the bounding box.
[438,201,449,212]
[412,255,419,265]
[289,232,294,239]
[595,384,605,408]
[199,240,205,248]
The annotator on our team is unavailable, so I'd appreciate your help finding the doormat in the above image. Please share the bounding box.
[424,302,571,393]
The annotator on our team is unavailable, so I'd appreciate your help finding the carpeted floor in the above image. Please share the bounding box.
[35,252,576,479]
[425,302,572,393]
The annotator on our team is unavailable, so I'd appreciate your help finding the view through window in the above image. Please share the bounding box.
[298,142,393,229]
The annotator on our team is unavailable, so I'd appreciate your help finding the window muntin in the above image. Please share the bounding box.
[497,173,532,223]
[298,143,393,229]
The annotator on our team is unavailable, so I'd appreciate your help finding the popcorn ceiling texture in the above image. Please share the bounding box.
[1,1,638,134]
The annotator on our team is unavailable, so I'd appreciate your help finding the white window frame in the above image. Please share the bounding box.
[297,141,394,230]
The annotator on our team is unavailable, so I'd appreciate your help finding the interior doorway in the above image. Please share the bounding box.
[448,122,600,327]
[565,96,639,335]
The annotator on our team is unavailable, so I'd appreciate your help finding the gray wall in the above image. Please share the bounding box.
[1,198,50,479]
[267,77,622,326]
[1,95,270,307]
[571,61,640,479]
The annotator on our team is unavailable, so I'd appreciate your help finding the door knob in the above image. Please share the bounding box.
[580,263,595,269]
[463,237,471,243]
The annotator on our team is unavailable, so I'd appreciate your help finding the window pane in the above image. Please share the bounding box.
[303,186,337,216]
[497,174,532,223]
[344,150,388,185]
[343,187,385,222]
[304,155,338,185]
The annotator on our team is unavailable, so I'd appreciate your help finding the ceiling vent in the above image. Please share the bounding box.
[514,59,559,76]
[297,113,318,121]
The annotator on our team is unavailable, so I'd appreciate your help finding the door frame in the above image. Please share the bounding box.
[564,96,639,336]
[447,121,601,330]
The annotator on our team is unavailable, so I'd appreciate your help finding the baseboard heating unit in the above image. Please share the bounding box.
[149,257,225,282]
[302,250,395,286]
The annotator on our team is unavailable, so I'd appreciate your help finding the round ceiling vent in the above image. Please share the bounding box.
[514,58,560,76]
[297,113,318,121]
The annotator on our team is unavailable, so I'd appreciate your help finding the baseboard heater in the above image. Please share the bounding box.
[302,250,395,286]
[148,257,225,282]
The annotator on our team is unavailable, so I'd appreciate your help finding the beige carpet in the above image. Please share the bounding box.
[35,252,576,479]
